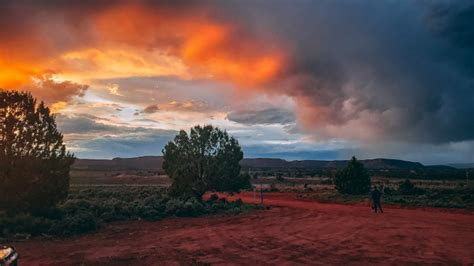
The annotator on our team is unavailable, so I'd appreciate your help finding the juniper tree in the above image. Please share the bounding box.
[334,156,371,194]
[162,125,249,198]
[0,90,74,213]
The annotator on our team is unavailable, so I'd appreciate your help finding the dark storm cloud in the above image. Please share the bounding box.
[428,2,474,49]
[215,1,474,144]
[227,108,295,125]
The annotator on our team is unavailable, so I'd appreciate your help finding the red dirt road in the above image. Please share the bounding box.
[9,193,474,265]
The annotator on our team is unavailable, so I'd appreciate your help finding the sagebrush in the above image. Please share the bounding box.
[0,186,258,238]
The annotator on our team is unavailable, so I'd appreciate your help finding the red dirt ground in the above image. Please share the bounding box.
[9,193,474,265]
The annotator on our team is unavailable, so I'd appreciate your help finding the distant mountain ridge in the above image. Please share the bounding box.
[73,156,163,171]
[73,156,450,171]
[449,163,474,169]
[240,158,425,170]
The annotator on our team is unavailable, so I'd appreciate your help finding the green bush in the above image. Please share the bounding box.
[60,212,98,235]
[0,186,260,238]
[207,194,219,202]
[276,173,284,182]
[320,178,333,185]
[179,198,205,217]
[0,213,53,236]
[234,198,243,207]
[383,187,395,195]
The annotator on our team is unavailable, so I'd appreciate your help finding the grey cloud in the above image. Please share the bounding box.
[57,114,172,136]
[56,114,115,134]
[227,108,295,125]
[56,114,178,158]
[71,130,177,159]
[92,76,233,113]
[143,104,160,114]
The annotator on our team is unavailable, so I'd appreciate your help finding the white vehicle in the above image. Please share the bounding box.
[0,246,18,266]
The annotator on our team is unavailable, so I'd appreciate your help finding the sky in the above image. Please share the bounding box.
[0,0,473,164]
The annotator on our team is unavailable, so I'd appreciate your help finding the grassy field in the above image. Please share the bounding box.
[248,174,474,210]
[69,170,474,210]
[70,170,169,185]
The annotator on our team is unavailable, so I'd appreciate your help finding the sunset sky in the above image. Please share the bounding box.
[1,1,473,164]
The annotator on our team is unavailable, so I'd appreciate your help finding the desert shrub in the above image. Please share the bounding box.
[383,187,395,195]
[0,186,261,238]
[398,179,425,195]
[0,213,53,236]
[59,199,93,214]
[269,183,279,192]
[207,194,219,202]
[234,198,243,207]
[178,197,205,217]
[60,212,98,235]
[165,198,185,216]
[295,171,304,178]
[335,156,371,195]
[276,173,284,182]
[320,178,333,185]
[141,208,162,221]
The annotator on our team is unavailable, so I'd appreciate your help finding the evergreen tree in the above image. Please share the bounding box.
[162,125,247,198]
[334,156,371,194]
[0,91,74,214]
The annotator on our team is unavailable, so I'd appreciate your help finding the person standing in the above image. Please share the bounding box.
[371,186,383,213]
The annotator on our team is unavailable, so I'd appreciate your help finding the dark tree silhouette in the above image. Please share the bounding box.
[335,156,371,194]
[162,125,248,198]
[0,91,74,214]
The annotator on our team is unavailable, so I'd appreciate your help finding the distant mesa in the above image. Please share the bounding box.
[448,163,474,169]
[239,158,425,170]
[73,156,164,171]
[72,156,462,171]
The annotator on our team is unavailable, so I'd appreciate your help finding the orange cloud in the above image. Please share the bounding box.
[58,48,189,80]
[0,2,286,108]
[0,60,42,88]
[182,24,284,86]
[87,4,285,86]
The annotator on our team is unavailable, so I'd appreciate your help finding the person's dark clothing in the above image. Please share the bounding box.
[371,189,383,213]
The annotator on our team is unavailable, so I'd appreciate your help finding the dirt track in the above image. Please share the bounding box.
[10,193,474,265]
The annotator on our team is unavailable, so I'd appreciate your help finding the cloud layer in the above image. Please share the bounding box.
[1,0,473,163]
[227,108,294,125]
